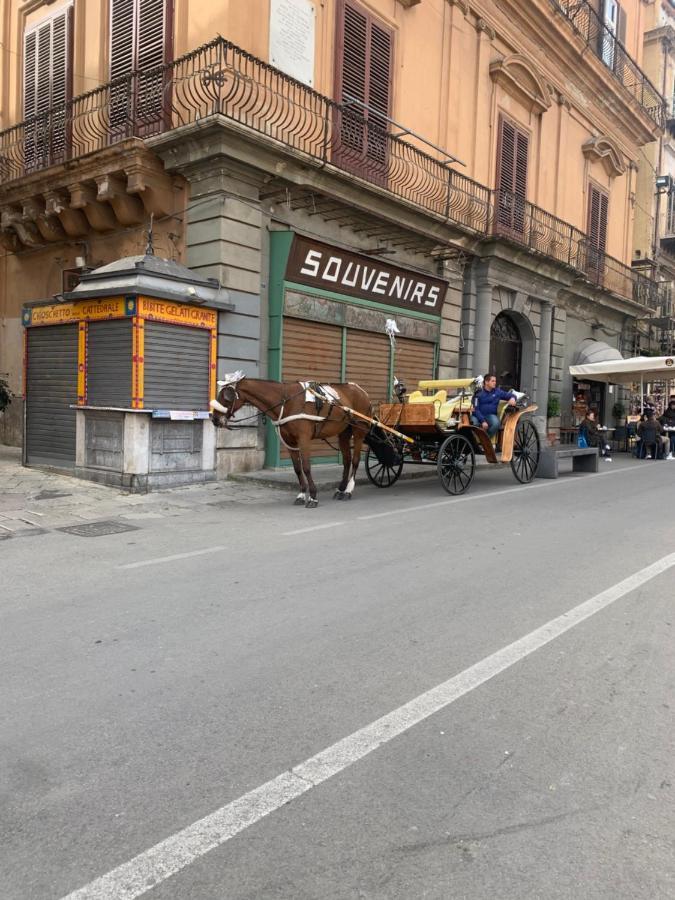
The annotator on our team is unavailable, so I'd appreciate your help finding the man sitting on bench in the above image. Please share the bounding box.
[471,373,517,438]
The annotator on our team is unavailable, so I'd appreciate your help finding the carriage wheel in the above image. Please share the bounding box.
[365,444,404,488]
[437,433,475,495]
[511,419,540,483]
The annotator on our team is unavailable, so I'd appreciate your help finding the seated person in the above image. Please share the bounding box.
[637,411,668,459]
[471,373,517,438]
[578,409,611,461]
[658,398,675,459]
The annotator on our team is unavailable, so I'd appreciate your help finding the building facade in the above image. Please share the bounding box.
[0,0,668,470]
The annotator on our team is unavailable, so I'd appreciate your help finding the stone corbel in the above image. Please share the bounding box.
[396,0,422,7]
[0,228,20,252]
[447,0,469,13]
[22,198,66,242]
[476,18,496,40]
[582,136,626,178]
[96,174,146,226]
[69,182,118,232]
[44,189,89,236]
[125,165,176,217]
[0,206,43,248]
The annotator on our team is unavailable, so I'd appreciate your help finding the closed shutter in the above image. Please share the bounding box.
[335,0,392,175]
[496,116,528,234]
[587,184,609,276]
[23,6,72,169]
[345,329,390,405]
[393,338,435,392]
[26,325,79,466]
[110,0,172,135]
[281,317,342,459]
[143,322,210,409]
[86,320,133,407]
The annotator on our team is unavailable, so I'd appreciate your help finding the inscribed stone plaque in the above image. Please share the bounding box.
[269,0,315,86]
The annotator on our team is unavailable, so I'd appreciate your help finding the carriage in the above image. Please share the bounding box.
[363,377,541,495]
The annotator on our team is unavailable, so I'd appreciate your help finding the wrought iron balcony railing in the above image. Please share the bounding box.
[0,36,665,311]
[551,1,665,129]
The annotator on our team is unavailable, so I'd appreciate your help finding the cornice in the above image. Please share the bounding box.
[489,54,552,115]
[582,135,627,177]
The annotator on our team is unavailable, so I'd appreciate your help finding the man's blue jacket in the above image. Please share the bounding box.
[472,387,515,423]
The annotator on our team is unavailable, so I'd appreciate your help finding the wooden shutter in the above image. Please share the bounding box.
[393,338,435,392]
[496,116,528,233]
[586,184,609,280]
[616,4,627,46]
[110,0,172,134]
[335,1,392,174]
[23,6,72,168]
[345,329,391,405]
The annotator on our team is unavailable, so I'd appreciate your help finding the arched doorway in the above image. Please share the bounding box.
[489,312,522,390]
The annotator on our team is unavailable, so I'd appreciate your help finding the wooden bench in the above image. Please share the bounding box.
[536,446,599,479]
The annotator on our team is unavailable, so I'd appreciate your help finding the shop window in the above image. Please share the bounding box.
[23,4,73,170]
[109,0,174,137]
[333,0,393,181]
[495,116,529,236]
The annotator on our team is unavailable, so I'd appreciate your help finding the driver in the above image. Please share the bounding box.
[471,373,517,438]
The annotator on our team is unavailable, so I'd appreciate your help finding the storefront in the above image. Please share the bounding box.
[267,232,446,465]
[22,254,230,490]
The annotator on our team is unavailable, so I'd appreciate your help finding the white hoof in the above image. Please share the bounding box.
[305,498,319,509]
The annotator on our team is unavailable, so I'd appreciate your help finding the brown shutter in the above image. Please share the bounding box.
[110,0,135,80]
[587,184,609,251]
[496,117,528,233]
[617,4,627,46]
[345,330,391,405]
[335,1,392,172]
[393,338,435,392]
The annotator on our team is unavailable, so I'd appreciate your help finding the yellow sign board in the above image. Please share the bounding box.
[24,298,128,327]
[138,297,218,329]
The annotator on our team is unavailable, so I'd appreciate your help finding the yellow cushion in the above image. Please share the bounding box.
[437,394,471,424]
[408,389,447,418]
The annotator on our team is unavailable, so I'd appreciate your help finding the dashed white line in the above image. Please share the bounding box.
[59,549,675,900]
[282,521,345,536]
[118,546,225,569]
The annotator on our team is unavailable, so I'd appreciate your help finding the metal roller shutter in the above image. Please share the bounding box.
[393,337,435,392]
[143,322,210,409]
[86,319,133,407]
[282,317,342,459]
[345,329,390,404]
[26,324,78,466]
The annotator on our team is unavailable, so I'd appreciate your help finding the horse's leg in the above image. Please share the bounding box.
[334,429,352,500]
[299,446,319,508]
[344,430,365,499]
[289,449,307,505]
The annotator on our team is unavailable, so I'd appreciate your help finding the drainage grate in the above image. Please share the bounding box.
[57,521,140,537]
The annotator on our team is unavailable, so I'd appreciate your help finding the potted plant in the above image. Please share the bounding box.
[546,394,561,446]
[611,401,625,425]
[0,377,12,414]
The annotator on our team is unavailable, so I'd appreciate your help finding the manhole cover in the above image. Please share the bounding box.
[57,521,140,537]
[33,490,72,501]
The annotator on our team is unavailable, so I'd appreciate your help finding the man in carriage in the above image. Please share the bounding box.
[470,373,518,438]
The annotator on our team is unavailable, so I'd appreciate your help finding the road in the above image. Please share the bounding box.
[2,458,674,899]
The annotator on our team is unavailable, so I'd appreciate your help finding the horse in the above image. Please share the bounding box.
[210,373,372,508]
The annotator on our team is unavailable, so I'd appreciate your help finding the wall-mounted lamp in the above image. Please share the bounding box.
[656,174,672,193]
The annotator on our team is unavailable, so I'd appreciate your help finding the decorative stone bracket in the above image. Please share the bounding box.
[0,142,177,252]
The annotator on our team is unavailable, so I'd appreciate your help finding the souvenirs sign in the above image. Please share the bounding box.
[285,236,447,313]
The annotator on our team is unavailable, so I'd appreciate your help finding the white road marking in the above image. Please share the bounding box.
[358,461,646,521]
[282,521,345,536]
[59,550,675,900]
[118,547,225,570]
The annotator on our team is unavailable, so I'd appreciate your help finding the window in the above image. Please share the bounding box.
[599,0,626,71]
[334,0,393,177]
[495,116,529,234]
[586,183,609,276]
[109,0,173,136]
[667,189,675,235]
[23,5,73,169]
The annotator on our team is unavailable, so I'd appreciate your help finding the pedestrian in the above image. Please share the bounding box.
[579,409,612,461]
[658,398,675,459]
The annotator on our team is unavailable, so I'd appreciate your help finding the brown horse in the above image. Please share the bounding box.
[210,374,372,508]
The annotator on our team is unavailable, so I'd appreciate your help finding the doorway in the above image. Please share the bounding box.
[489,312,522,390]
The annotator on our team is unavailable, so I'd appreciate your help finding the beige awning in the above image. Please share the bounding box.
[571,339,623,369]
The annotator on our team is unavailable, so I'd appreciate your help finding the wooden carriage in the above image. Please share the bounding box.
[364,378,540,495]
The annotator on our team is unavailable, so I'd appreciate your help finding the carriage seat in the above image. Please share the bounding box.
[408,389,447,418]
[437,394,471,426]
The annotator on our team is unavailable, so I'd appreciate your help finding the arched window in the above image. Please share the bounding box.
[489,312,522,390]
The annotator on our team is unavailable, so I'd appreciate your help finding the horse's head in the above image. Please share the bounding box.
[209,371,246,428]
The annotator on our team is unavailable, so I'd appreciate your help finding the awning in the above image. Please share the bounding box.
[569,355,675,384]
[571,339,623,368]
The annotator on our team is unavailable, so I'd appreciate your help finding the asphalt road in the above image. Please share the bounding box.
[2,459,674,899]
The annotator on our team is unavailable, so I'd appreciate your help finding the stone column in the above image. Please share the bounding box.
[473,278,494,376]
[535,300,553,439]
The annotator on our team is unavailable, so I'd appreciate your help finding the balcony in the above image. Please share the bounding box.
[551,1,665,129]
[0,36,665,312]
